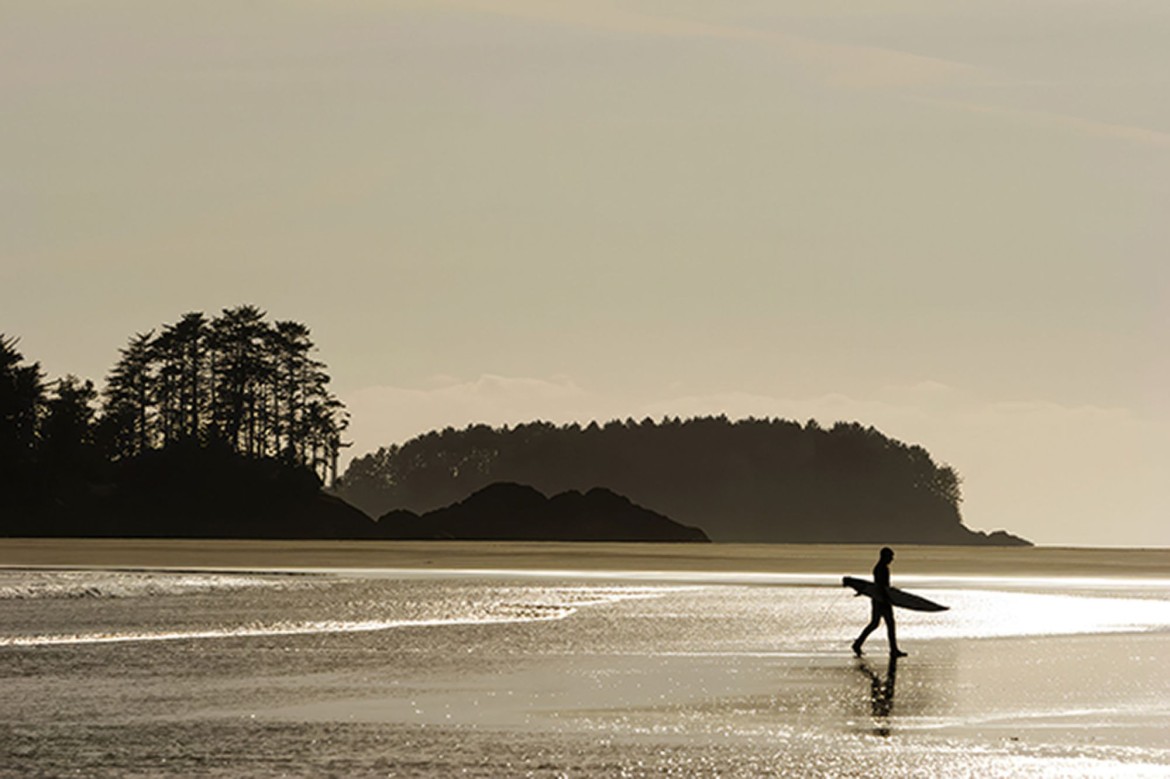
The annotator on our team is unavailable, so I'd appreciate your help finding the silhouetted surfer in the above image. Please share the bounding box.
[852,547,908,658]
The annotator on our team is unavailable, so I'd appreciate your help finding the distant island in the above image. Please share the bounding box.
[339,419,1031,546]
[4,310,1028,545]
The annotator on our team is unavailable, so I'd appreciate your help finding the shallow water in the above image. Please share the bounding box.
[1,566,1168,777]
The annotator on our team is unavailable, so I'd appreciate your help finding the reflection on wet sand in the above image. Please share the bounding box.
[858,655,899,736]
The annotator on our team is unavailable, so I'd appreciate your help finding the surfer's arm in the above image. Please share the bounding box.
[873,566,892,605]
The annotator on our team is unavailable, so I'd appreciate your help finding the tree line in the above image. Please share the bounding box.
[1,306,350,535]
[336,417,1025,545]
[101,305,347,474]
[5,314,1029,543]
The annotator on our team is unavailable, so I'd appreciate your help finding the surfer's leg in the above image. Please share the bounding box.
[883,604,907,657]
[854,602,881,655]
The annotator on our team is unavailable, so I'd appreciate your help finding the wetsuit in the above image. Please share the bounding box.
[853,558,902,655]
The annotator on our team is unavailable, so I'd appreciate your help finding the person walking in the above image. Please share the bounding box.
[852,547,908,658]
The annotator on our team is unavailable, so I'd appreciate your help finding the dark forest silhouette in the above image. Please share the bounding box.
[6,315,1031,543]
[337,419,1030,545]
[100,306,347,478]
[1,308,357,538]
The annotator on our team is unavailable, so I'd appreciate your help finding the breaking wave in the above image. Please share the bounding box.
[0,572,671,648]
[0,570,303,601]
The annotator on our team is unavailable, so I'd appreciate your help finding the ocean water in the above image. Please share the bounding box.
[1,565,1169,777]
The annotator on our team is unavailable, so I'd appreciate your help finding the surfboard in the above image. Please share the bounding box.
[842,576,949,612]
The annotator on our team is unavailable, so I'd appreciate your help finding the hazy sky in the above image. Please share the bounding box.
[4,1,1168,546]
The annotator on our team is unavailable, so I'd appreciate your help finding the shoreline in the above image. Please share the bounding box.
[3,544,1169,775]
[2,538,1169,578]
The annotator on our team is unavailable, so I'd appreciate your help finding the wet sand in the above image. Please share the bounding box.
[2,541,1169,776]
[3,538,1170,578]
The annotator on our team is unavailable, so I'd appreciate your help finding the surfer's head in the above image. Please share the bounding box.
[879,546,894,562]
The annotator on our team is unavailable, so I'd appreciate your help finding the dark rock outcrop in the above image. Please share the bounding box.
[376,482,709,542]
[974,529,1032,547]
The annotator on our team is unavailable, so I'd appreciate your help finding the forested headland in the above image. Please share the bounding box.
[338,419,1030,545]
[1,307,367,537]
[5,310,1030,544]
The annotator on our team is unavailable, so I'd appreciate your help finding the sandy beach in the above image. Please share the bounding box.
[1,541,1168,777]
[4,538,1170,577]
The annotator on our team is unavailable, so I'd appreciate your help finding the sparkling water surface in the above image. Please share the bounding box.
[2,567,1169,777]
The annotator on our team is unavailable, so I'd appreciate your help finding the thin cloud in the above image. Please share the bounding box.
[445,0,983,90]
[344,374,603,454]
[904,94,1170,149]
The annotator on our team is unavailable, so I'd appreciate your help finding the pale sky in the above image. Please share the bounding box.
[3,1,1168,546]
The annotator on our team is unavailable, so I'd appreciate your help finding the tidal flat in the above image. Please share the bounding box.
[1,541,1168,777]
